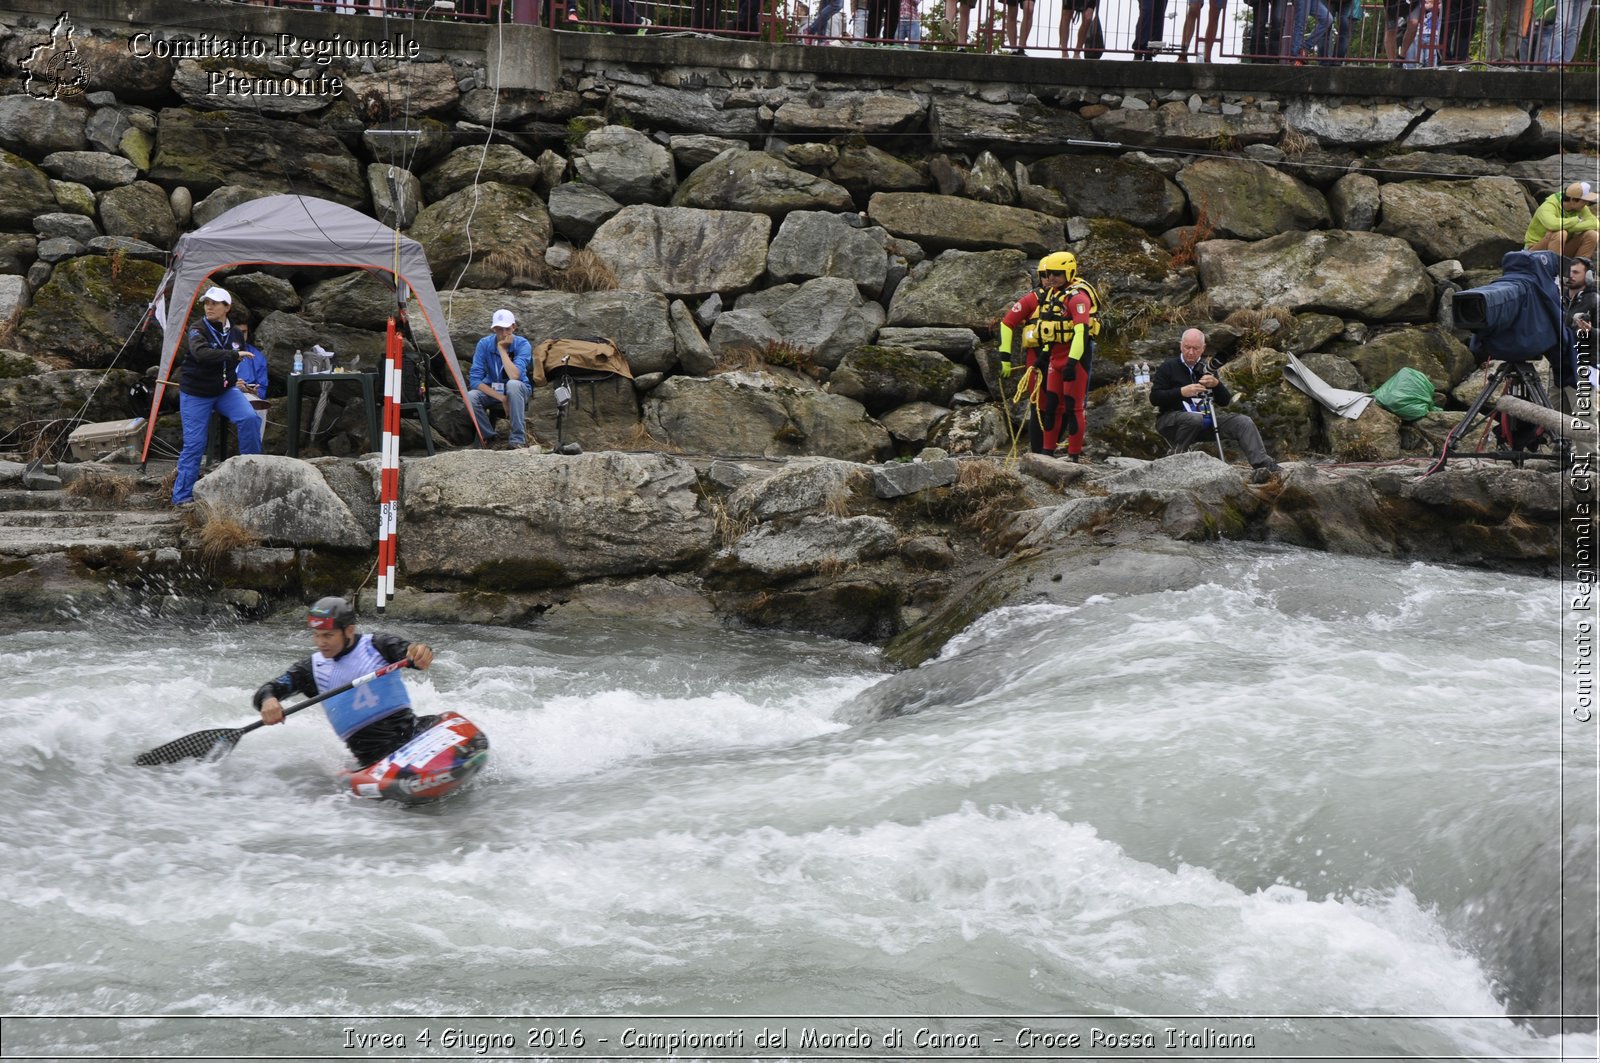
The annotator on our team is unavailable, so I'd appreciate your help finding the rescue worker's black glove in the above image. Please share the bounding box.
[1062,359,1077,382]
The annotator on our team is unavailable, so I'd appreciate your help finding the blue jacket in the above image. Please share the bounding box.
[234,342,269,398]
[470,333,533,391]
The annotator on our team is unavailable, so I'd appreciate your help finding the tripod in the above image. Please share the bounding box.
[1439,359,1570,469]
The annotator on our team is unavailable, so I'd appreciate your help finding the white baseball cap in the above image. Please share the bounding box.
[490,309,515,329]
[201,286,232,305]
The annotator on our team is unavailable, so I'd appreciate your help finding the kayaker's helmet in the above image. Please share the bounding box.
[307,596,356,631]
[1038,251,1077,282]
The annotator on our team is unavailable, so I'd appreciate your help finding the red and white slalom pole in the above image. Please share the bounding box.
[376,319,402,611]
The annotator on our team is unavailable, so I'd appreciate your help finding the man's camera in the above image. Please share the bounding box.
[1453,249,1565,364]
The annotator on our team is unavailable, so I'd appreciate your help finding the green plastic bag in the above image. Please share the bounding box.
[1371,367,1440,422]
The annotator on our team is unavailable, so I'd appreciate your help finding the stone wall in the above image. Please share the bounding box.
[1,0,1596,466]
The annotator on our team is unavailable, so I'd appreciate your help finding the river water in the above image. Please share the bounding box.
[2,545,1594,1061]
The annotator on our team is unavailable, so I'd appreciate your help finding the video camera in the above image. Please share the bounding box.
[1453,249,1565,363]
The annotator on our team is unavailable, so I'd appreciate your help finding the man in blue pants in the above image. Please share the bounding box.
[172,285,262,505]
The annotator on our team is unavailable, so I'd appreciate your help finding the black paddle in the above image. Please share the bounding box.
[134,660,413,766]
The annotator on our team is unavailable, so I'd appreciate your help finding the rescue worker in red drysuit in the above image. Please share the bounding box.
[998,251,1099,459]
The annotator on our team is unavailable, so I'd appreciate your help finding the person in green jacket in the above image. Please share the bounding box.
[1525,181,1599,262]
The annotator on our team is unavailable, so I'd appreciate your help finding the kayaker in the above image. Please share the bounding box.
[252,596,436,766]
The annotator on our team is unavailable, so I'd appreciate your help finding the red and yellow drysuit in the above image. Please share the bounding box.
[1001,282,1096,455]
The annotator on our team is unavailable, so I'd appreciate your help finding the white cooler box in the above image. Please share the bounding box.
[68,417,146,462]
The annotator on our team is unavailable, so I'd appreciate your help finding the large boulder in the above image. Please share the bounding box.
[1090,106,1283,150]
[1343,325,1473,392]
[673,149,853,217]
[1176,157,1331,239]
[606,83,765,139]
[406,182,552,289]
[1401,105,1535,153]
[868,192,1065,256]
[886,248,1034,330]
[1284,100,1420,149]
[928,97,1094,154]
[827,143,928,202]
[420,145,538,202]
[192,456,369,548]
[97,181,178,249]
[343,62,461,118]
[731,277,887,370]
[827,345,966,414]
[0,150,57,230]
[14,256,165,367]
[71,34,174,103]
[766,211,890,299]
[170,59,331,116]
[1029,154,1187,232]
[1196,230,1433,321]
[1376,177,1530,269]
[0,96,89,156]
[149,109,365,206]
[725,458,872,522]
[572,125,676,205]
[773,93,925,136]
[548,182,623,244]
[588,205,771,299]
[719,514,900,583]
[40,150,138,190]
[643,373,892,462]
[399,451,715,587]
[1076,217,1199,301]
[1217,347,1320,459]
[0,367,144,439]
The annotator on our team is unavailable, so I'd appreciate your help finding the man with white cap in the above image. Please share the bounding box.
[468,308,534,449]
[171,285,263,505]
[1524,181,1599,262]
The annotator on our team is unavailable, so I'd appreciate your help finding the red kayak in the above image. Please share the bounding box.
[344,712,490,803]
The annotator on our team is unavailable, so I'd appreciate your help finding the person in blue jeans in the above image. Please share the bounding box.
[171,286,262,505]
[804,0,844,35]
[1291,0,1332,59]
[232,319,270,437]
[468,308,534,449]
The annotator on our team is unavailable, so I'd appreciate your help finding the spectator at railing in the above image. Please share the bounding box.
[1291,0,1333,59]
[868,0,901,40]
[1063,0,1103,57]
[1441,0,1476,61]
[1177,0,1226,62]
[944,0,974,43]
[1004,0,1036,53]
[1404,0,1443,66]
[1325,0,1363,60]
[895,0,924,43]
[804,0,845,33]
[1131,0,1170,58]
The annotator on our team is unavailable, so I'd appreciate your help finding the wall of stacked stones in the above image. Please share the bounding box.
[1,2,1595,464]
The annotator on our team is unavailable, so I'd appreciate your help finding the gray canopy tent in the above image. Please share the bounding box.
[140,194,477,461]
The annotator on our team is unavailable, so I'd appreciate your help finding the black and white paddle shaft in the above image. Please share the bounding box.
[134,659,413,766]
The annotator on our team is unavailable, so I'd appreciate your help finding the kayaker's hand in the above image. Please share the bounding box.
[260,697,285,726]
[406,643,433,671]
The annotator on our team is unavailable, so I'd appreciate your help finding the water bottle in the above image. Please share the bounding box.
[292,348,303,376]
[1135,360,1150,387]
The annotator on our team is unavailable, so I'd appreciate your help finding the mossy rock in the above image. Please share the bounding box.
[1220,347,1319,459]
[1342,325,1471,392]
[15,256,166,368]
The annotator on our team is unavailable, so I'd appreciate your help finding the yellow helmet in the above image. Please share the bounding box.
[1038,251,1077,282]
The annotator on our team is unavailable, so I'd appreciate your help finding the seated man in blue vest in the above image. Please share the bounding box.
[252,596,436,767]
[468,308,534,449]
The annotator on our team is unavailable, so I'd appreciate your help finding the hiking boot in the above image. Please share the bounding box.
[1250,461,1282,484]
